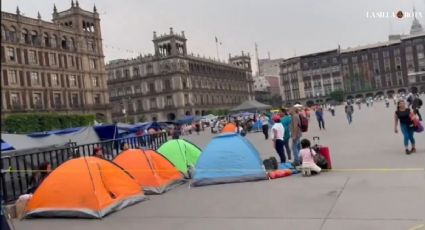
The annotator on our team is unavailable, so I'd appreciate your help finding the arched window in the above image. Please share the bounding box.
[9,26,16,42]
[21,28,29,44]
[30,30,38,45]
[43,32,49,47]
[61,36,68,49]
[69,37,75,50]
[51,34,57,48]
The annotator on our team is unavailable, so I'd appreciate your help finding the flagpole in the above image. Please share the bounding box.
[215,39,220,60]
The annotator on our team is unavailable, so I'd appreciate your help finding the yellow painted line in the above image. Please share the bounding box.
[325,168,424,172]
[408,224,425,230]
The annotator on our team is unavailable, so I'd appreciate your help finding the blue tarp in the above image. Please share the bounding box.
[27,127,82,138]
[93,124,119,141]
[1,142,14,151]
[176,116,201,124]
[191,133,268,186]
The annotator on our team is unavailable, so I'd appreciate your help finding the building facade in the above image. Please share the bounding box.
[106,28,253,122]
[1,2,111,122]
[281,19,425,105]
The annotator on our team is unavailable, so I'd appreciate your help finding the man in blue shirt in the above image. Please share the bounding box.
[315,106,325,130]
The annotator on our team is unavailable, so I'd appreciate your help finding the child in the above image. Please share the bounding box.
[300,139,321,174]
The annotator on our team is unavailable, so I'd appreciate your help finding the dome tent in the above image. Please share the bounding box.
[25,157,145,219]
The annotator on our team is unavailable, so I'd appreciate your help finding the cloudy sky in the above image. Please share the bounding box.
[3,0,425,71]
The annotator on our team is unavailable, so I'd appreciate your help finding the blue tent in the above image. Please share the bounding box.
[191,133,267,186]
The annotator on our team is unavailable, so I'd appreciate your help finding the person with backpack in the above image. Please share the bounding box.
[394,100,416,154]
[290,107,303,166]
[345,102,354,124]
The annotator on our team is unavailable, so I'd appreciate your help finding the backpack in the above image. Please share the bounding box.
[263,157,278,170]
[299,114,309,132]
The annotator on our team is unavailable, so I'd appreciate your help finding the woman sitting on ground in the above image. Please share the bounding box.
[300,139,321,174]
[27,161,52,193]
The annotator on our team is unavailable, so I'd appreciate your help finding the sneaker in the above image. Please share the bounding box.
[405,149,411,155]
[410,148,416,153]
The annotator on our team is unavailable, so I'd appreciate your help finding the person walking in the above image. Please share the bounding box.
[315,106,325,130]
[260,113,270,140]
[330,105,335,116]
[290,107,302,166]
[408,88,423,121]
[345,102,354,124]
[395,100,416,154]
[271,115,286,163]
[280,109,292,161]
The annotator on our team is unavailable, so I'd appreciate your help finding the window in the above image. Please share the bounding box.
[53,93,61,106]
[10,93,20,106]
[164,79,171,90]
[29,50,37,64]
[8,70,17,84]
[30,72,41,85]
[33,93,42,106]
[70,94,79,107]
[124,69,130,78]
[49,53,57,66]
[92,76,99,87]
[150,98,157,109]
[184,94,189,105]
[93,94,101,104]
[166,96,173,106]
[133,67,139,77]
[7,47,15,61]
[87,39,95,52]
[68,55,75,67]
[21,29,29,44]
[149,83,155,92]
[51,74,59,86]
[89,59,97,70]
[43,33,49,47]
[51,35,57,48]
[69,75,77,87]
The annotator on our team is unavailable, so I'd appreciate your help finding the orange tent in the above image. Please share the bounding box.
[25,157,145,218]
[113,149,184,194]
[221,123,236,133]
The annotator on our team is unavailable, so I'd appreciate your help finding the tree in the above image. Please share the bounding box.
[329,90,345,102]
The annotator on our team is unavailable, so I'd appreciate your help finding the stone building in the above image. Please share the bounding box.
[1,2,111,122]
[106,28,253,122]
[281,17,425,105]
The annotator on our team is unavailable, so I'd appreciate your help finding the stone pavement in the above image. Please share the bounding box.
[12,99,425,230]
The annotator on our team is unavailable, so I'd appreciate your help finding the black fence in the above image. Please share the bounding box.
[0,132,168,203]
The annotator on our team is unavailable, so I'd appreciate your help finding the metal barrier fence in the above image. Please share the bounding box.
[0,132,168,203]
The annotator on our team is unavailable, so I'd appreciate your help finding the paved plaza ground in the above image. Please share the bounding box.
[12,99,425,230]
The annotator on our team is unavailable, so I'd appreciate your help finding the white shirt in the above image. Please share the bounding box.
[271,123,284,140]
[261,116,269,125]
